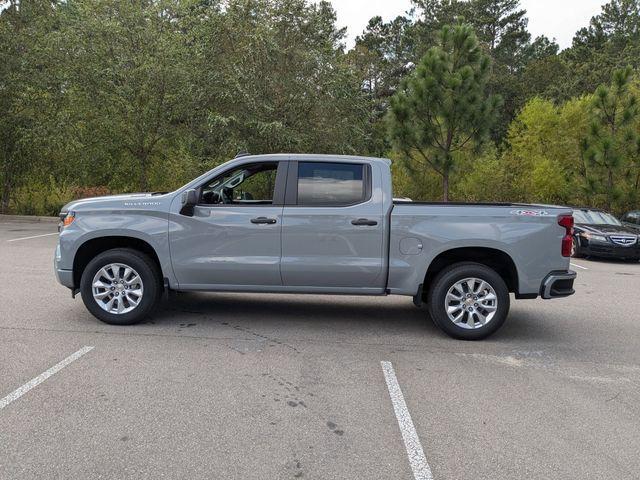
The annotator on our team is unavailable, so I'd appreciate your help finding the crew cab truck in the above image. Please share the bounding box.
[54,154,576,340]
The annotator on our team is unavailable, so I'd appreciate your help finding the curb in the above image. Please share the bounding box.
[0,214,59,223]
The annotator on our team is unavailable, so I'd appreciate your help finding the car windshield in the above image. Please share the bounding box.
[573,210,622,226]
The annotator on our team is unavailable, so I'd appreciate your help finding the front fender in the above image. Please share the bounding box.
[57,209,174,286]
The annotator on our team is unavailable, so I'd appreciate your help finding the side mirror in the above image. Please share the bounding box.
[180,189,198,216]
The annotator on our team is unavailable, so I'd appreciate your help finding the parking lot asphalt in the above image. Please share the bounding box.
[1,219,639,480]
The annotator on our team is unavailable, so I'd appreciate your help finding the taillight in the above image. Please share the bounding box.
[558,214,574,257]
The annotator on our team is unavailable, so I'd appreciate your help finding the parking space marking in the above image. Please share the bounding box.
[0,346,94,411]
[6,232,58,242]
[381,361,433,480]
[570,263,589,270]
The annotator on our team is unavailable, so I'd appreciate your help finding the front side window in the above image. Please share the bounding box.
[297,162,365,206]
[200,162,277,205]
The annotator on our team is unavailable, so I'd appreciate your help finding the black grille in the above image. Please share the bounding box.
[609,235,637,246]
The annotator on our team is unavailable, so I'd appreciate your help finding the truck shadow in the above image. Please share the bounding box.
[151,292,564,344]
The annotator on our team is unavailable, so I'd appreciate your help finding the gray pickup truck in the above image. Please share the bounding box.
[54,154,576,340]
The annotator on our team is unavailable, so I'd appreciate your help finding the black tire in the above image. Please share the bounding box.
[427,262,510,341]
[80,248,162,325]
[571,237,583,258]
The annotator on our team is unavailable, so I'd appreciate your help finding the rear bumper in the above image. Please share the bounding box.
[540,270,576,299]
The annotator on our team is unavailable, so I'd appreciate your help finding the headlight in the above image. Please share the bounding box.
[61,211,76,228]
[580,232,607,242]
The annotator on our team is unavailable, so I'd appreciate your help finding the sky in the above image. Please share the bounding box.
[330,0,610,50]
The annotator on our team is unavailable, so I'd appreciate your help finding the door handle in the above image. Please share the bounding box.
[351,218,378,226]
[251,217,277,225]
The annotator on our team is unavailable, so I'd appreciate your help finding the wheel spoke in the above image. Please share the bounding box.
[463,280,474,294]
[94,290,111,299]
[481,303,497,312]
[126,293,140,306]
[99,268,114,281]
[452,309,465,323]
[466,313,475,327]
[476,281,488,294]
[447,291,462,301]
[104,296,116,312]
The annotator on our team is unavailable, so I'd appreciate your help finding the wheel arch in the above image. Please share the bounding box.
[422,247,519,300]
[73,236,163,288]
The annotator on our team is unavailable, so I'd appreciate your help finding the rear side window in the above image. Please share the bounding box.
[297,162,365,206]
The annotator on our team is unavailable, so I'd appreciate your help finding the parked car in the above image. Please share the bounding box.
[54,154,576,340]
[621,211,640,232]
[572,208,640,261]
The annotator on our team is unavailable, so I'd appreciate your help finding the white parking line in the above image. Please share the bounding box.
[6,232,58,242]
[571,263,589,270]
[381,361,434,480]
[0,346,94,411]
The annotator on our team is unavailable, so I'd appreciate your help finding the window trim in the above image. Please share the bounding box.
[284,160,372,207]
[195,160,288,207]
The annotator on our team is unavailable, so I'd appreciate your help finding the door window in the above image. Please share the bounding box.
[200,162,278,205]
[297,162,366,206]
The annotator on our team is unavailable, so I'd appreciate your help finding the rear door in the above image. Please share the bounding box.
[280,160,385,289]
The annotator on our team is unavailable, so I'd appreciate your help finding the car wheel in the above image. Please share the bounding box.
[80,248,161,325]
[571,237,583,258]
[427,262,510,341]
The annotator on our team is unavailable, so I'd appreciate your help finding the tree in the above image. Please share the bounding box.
[582,67,639,211]
[0,0,61,212]
[411,0,542,140]
[561,0,640,99]
[186,0,368,160]
[502,96,591,205]
[388,24,501,201]
[57,0,191,192]
[348,15,415,155]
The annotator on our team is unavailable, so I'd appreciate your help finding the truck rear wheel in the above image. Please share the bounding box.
[79,248,161,325]
[427,262,510,340]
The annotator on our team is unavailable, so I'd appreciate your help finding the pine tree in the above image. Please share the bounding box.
[387,24,501,201]
[582,66,639,211]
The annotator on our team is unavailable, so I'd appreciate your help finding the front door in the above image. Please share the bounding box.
[170,161,286,288]
[281,161,386,289]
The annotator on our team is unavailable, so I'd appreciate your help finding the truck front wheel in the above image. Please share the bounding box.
[79,248,161,325]
[427,262,510,340]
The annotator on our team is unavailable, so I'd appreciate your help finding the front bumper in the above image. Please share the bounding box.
[578,239,640,259]
[54,244,74,289]
[541,270,576,299]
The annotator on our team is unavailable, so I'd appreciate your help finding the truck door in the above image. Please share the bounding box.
[169,160,287,288]
[280,161,386,289]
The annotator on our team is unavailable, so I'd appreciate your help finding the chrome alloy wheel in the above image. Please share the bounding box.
[445,277,498,329]
[92,263,144,315]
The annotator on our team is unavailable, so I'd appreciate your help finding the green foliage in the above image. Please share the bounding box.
[12,176,75,217]
[388,23,501,201]
[582,67,639,210]
[1,0,640,215]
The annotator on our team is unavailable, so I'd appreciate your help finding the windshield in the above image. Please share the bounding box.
[573,210,622,226]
